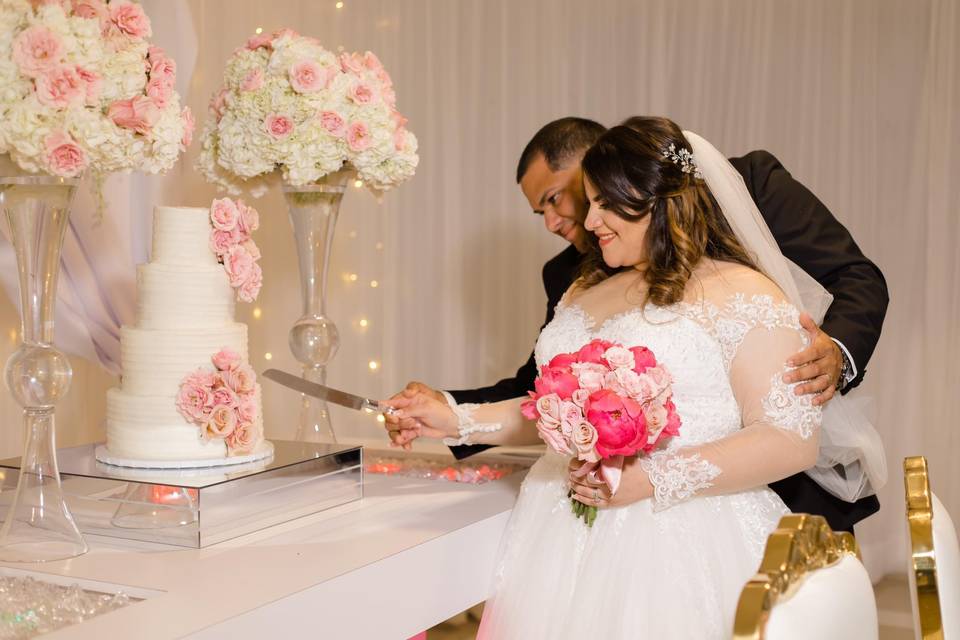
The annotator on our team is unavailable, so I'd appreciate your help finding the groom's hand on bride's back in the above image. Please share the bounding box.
[783,312,844,406]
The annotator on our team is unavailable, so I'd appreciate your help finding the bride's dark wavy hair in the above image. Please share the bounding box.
[579,116,757,306]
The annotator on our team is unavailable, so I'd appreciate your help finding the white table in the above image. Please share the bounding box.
[0,447,530,639]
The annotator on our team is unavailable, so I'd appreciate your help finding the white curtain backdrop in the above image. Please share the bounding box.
[0,0,956,582]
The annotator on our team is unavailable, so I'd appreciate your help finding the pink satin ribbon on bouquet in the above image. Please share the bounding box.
[572,455,625,495]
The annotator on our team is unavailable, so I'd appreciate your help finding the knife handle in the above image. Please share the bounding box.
[362,399,396,416]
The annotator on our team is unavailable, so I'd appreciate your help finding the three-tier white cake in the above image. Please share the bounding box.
[103,206,265,464]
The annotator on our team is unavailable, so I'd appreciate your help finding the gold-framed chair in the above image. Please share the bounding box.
[904,456,960,640]
[733,513,878,639]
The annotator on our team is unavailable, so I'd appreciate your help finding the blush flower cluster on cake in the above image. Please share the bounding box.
[197,28,418,196]
[0,0,192,178]
[175,348,262,456]
[522,339,681,526]
[208,197,262,302]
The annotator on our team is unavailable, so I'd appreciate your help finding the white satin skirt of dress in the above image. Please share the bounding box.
[477,450,789,639]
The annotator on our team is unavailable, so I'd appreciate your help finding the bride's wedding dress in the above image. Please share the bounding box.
[476,267,822,638]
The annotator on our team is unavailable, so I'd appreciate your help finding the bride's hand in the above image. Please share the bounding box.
[381,387,458,450]
[567,457,653,509]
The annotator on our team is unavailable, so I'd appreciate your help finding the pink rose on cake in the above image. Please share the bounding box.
[207,197,263,303]
[226,421,258,456]
[211,347,241,371]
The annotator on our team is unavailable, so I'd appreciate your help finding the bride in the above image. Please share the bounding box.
[384,117,878,638]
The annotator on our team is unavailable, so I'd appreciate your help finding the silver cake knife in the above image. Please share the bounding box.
[262,368,396,416]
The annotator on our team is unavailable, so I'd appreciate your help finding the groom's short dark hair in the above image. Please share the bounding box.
[516,117,606,183]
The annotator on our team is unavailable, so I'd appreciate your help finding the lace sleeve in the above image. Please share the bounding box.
[642,309,822,512]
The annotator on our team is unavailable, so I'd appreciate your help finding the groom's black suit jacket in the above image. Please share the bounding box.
[448,150,888,533]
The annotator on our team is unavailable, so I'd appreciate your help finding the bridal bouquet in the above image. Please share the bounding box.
[0,0,192,178]
[521,339,681,526]
[197,28,418,196]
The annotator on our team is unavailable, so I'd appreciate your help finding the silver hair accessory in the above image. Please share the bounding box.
[662,143,703,179]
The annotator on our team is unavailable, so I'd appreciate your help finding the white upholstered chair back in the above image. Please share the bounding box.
[733,513,878,640]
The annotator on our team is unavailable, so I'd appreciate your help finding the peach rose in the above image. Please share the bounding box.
[224,363,256,395]
[226,420,257,455]
[206,404,237,438]
[535,393,562,426]
[573,421,599,462]
[35,66,84,108]
[265,113,293,139]
[108,95,161,135]
[13,26,64,77]
[44,131,86,178]
[346,121,370,152]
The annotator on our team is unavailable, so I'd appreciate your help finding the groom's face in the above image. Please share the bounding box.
[520,153,589,252]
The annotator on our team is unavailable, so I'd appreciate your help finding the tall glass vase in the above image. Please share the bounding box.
[0,173,87,562]
[283,169,353,444]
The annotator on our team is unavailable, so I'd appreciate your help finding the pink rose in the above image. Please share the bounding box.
[213,386,239,409]
[319,110,346,137]
[606,367,647,400]
[241,239,261,261]
[224,245,255,287]
[107,1,152,39]
[382,85,397,109]
[363,51,383,72]
[13,26,64,78]
[44,131,86,178]
[238,263,263,303]
[237,397,257,424]
[642,366,673,399]
[71,0,106,21]
[185,369,217,389]
[533,365,580,400]
[148,48,176,86]
[536,419,573,455]
[210,88,229,122]
[74,66,102,105]
[535,393,562,426]
[630,346,657,373]
[348,82,375,104]
[642,401,669,446]
[210,228,238,256]
[559,400,583,438]
[570,362,607,394]
[289,60,332,93]
[181,106,195,147]
[576,339,613,365]
[236,200,259,233]
[108,95,161,135]
[241,68,264,92]
[211,347,241,372]
[573,421,600,463]
[224,363,256,395]
[346,121,371,152]
[245,33,273,50]
[571,388,591,408]
[265,113,293,139]
[339,51,364,75]
[603,345,635,371]
[210,198,240,231]
[226,420,258,455]
[586,389,647,458]
[35,66,84,108]
[205,404,237,439]
[145,75,172,108]
[176,378,215,423]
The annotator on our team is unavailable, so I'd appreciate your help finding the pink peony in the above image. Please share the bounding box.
[265,113,293,139]
[224,363,256,395]
[548,352,578,371]
[74,66,102,105]
[238,263,263,303]
[226,420,257,455]
[245,32,273,50]
[210,228,238,256]
[176,378,215,423]
[586,389,647,458]
[35,66,84,108]
[224,245,255,287]
[181,106,195,147]
[533,365,580,400]
[241,67,264,92]
[630,346,657,373]
[107,0,152,39]
[348,82,375,104]
[577,339,613,365]
[12,26,64,78]
[210,197,240,231]
[346,121,371,152]
[108,95,161,135]
[319,110,346,137]
[289,60,332,93]
[211,347,241,372]
[71,0,106,21]
[44,131,86,178]
[206,404,237,438]
[145,75,172,108]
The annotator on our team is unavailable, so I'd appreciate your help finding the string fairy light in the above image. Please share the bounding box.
[368,360,379,371]
[252,307,262,319]
[264,352,273,360]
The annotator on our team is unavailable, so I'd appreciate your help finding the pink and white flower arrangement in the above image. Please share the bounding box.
[208,197,262,302]
[197,28,418,196]
[176,347,263,456]
[521,339,681,526]
[0,1,192,178]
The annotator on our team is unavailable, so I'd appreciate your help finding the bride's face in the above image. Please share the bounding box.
[583,177,651,269]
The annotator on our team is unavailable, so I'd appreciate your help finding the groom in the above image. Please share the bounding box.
[400,117,888,533]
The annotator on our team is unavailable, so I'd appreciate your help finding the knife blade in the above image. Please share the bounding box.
[262,369,395,415]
